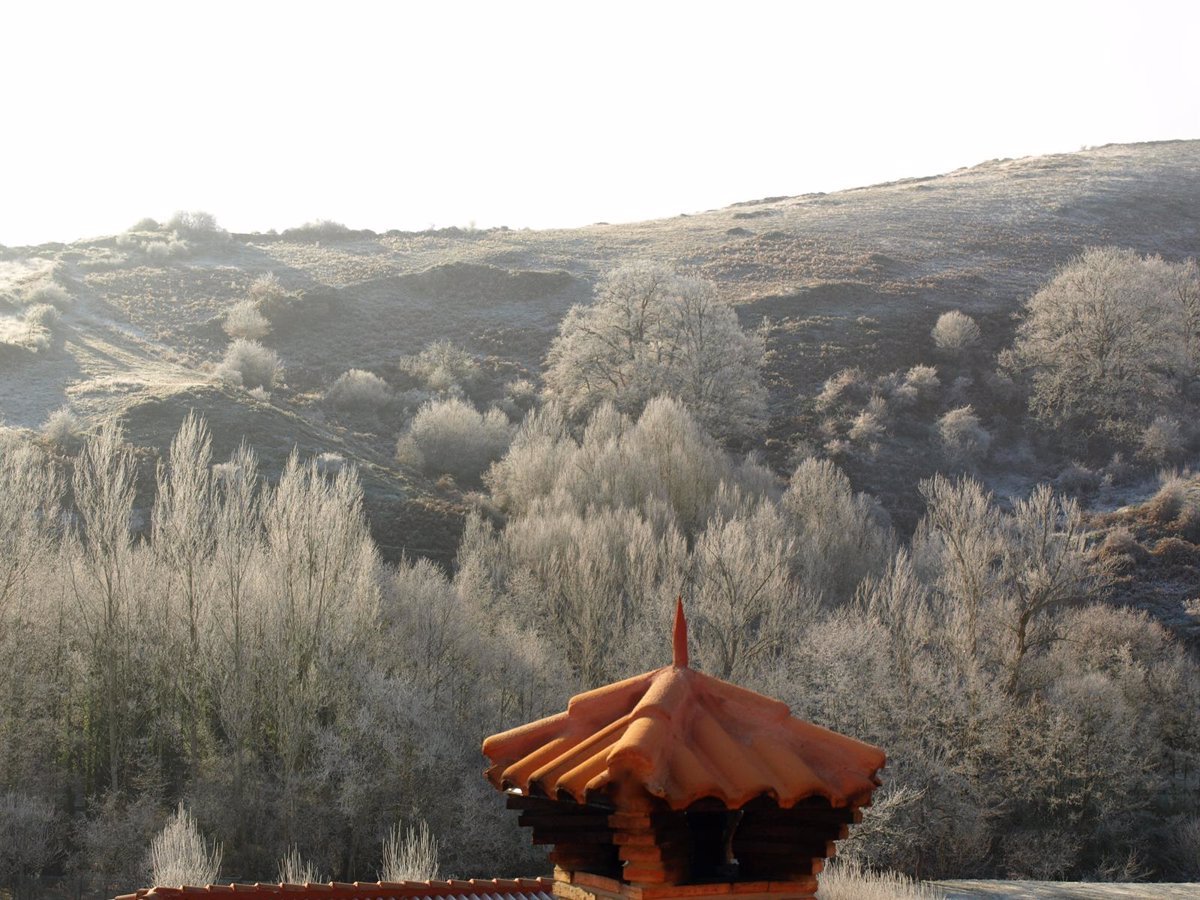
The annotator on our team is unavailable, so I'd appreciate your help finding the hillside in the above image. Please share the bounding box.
[2,140,1199,567]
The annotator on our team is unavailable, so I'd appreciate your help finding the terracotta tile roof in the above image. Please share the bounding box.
[114,877,554,900]
[483,601,884,811]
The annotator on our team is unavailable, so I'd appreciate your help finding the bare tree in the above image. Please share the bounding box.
[689,501,803,680]
[1004,247,1186,450]
[996,485,1109,694]
[153,413,216,775]
[70,423,137,792]
[544,264,767,441]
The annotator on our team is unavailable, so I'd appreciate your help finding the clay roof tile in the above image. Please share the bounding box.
[483,602,884,811]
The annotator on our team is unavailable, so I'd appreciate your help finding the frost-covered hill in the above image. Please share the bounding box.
[2,140,1198,565]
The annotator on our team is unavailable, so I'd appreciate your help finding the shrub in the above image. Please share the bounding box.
[380,820,439,883]
[936,405,991,465]
[222,300,271,340]
[245,273,322,326]
[931,309,981,354]
[21,282,69,309]
[40,407,80,446]
[848,407,886,444]
[818,861,942,900]
[405,340,479,395]
[23,303,61,332]
[403,398,512,481]
[816,367,869,411]
[894,364,940,406]
[314,452,345,476]
[394,436,424,469]
[216,339,281,390]
[325,369,390,413]
[1145,470,1199,527]
[1139,415,1184,463]
[1163,816,1200,879]
[282,219,352,241]
[1054,460,1100,496]
[248,272,287,306]
[142,237,191,260]
[1098,527,1142,569]
[127,217,161,232]
[148,803,222,888]
[499,378,538,417]
[166,211,227,242]
[277,845,322,885]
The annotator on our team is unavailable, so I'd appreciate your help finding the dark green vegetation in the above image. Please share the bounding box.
[1,141,1199,895]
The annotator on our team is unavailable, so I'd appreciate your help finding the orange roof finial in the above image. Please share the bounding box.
[672,596,688,668]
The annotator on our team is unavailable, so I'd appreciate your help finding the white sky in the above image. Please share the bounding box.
[2,0,1198,246]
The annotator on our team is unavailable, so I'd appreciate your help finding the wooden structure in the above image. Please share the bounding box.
[481,601,885,900]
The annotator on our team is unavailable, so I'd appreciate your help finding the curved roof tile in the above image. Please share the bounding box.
[483,605,885,811]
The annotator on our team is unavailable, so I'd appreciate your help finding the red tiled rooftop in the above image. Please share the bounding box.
[114,877,555,900]
[483,601,884,811]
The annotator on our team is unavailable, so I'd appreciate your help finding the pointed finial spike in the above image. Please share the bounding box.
[673,595,689,668]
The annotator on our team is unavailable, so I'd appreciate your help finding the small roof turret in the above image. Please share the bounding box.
[482,599,885,896]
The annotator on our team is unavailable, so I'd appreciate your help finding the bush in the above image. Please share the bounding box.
[148,803,222,888]
[1146,470,1199,527]
[166,211,227,242]
[818,861,942,900]
[282,219,352,241]
[498,378,538,418]
[936,405,991,466]
[222,300,271,340]
[245,273,325,327]
[277,845,322,885]
[40,407,80,446]
[142,237,192,260]
[21,282,69,309]
[216,339,281,390]
[816,367,870,412]
[894,364,940,406]
[380,820,439,883]
[23,304,61,332]
[314,452,346,476]
[404,340,479,395]
[325,369,390,413]
[848,407,886,444]
[403,398,512,481]
[931,309,981,354]
[1139,416,1184,463]
[248,272,287,306]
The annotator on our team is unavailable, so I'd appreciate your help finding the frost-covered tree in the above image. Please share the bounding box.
[544,264,767,441]
[1005,247,1200,450]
